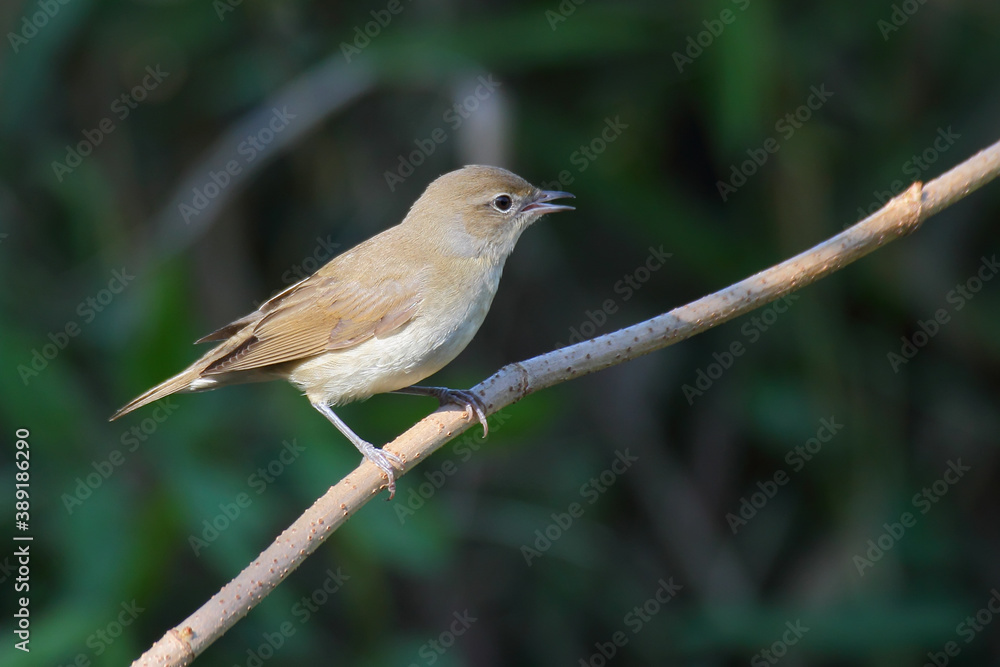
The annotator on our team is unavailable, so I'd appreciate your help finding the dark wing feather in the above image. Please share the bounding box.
[195,313,261,344]
[194,276,310,344]
[203,276,420,375]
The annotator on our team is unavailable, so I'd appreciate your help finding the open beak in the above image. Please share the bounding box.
[521,189,575,214]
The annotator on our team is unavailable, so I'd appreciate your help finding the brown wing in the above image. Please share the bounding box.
[195,312,260,344]
[194,276,310,344]
[203,275,420,375]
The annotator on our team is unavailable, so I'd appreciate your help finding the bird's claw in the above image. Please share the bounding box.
[361,444,405,500]
[436,389,490,438]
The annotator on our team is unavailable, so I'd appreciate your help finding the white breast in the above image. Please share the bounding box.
[287,258,503,406]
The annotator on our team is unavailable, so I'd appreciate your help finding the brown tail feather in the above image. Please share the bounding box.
[109,367,201,421]
[111,311,279,421]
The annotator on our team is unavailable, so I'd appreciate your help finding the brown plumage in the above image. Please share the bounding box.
[111,165,574,496]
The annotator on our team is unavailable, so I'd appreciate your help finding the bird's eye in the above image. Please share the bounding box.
[492,194,513,212]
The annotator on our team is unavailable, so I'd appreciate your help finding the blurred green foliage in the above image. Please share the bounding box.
[2,0,1000,665]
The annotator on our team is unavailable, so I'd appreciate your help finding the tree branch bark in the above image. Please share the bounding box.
[132,137,1000,666]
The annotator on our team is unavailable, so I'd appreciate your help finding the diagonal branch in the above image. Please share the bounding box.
[132,137,1000,666]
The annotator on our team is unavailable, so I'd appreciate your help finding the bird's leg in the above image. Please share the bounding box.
[393,386,489,438]
[311,401,404,499]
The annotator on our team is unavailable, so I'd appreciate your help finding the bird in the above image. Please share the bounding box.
[111,165,574,497]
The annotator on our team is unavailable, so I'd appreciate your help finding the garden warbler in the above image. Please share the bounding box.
[111,165,574,497]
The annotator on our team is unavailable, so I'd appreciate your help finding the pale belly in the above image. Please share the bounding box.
[286,286,495,406]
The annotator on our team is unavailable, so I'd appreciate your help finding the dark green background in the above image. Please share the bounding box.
[2,0,1000,665]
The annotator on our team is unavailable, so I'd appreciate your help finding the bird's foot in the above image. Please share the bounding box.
[393,385,490,437]
[431,388,490,438]
[357,440,405,499]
